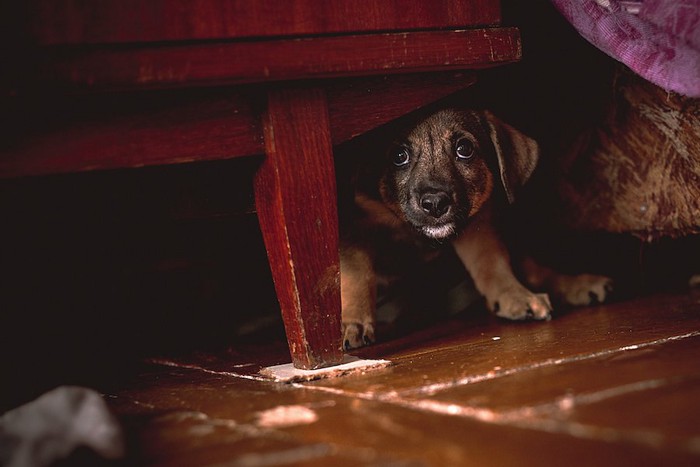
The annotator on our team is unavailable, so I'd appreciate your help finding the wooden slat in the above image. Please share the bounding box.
[254,87,343,369]
[327,72,477,144]
[28,0,500,45]
[40,28,520,91]
[0,93,263,178]
[0,72,476,179]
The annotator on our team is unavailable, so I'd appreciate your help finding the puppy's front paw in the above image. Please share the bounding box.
[491,287,552,321]
[554,274,613,306]
[342,321,375,350]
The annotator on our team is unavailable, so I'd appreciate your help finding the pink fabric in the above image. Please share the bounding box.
[550,0,700,97]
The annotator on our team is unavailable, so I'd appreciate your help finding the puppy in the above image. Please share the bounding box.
[340,109,613,349]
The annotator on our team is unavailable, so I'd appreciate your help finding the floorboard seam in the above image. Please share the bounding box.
[146,358,271,382]
[394,330,700,397]
[296,380,697,454]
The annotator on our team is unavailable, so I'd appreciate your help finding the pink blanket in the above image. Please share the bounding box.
[550,0,700,97]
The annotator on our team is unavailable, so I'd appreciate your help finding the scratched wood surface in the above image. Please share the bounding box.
[0,73,475,179]
[36,28,519,91]
[0,0,519,373]
[27,0,500,45]
[100,290,700,466]
[254,88,343,369]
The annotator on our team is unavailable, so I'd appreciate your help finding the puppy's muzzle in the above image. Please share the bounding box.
[420,191,452,219]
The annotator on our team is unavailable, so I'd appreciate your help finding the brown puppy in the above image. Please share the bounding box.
[340,109,612,349]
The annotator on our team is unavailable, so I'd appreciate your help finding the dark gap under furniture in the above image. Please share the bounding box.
[1,0,520,369]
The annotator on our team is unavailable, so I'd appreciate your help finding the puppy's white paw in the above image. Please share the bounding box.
[554,274,613,306]
[342,321,375,350]
[491,287,552,321]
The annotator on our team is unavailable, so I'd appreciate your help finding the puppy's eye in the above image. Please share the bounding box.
[455,138,475,160]
[392,147,410,167]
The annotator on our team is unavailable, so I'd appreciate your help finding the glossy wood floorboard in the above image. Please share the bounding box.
[108,290,700,466]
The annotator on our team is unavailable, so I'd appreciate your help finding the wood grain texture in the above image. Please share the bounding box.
[0,92,263,178]
[254,87,343,369]
[93,290,700,466]
[1,2,512,371]
[327,72,477,144]
[39,28,520,91]
[29,0,500,45]
[0,72,476,179]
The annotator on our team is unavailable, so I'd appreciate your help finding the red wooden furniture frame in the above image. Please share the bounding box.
[1,0,520,369]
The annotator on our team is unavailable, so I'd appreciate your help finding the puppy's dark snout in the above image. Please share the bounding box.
[420,191,451,218]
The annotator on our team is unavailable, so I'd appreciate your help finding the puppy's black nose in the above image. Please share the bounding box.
[420,192,451,218]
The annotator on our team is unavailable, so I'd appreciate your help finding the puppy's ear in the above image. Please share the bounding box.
[484,111,539,204]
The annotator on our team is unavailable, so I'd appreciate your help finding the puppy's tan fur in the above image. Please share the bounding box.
[340,109,612,349]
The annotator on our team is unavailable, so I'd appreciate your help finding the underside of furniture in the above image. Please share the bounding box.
[1,0,521,369]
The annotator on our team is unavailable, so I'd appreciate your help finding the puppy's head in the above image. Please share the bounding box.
[378,109,539,240]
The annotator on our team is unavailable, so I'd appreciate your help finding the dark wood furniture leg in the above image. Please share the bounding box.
[254,87,344,370]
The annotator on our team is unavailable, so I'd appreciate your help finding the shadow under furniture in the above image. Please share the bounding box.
[1,0,521,369]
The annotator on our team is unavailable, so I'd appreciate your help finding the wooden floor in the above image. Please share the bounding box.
[105,288,700,466]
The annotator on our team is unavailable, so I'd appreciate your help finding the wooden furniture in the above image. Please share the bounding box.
[0,0,521,369]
